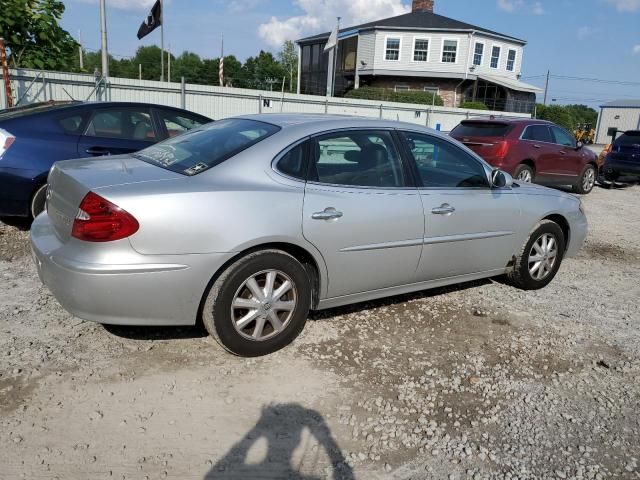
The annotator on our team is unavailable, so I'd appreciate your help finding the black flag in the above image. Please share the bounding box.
[137,0,162,40]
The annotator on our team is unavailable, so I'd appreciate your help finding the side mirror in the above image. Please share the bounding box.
[576,141,584,150]
[491,169,513,188]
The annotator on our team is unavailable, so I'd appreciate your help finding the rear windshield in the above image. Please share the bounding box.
[452,121,513,137]
[0,101,79,121]
[133,118,280,175]
[614,132,640,146]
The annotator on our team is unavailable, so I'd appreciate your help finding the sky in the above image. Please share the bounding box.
[61,0,640,108]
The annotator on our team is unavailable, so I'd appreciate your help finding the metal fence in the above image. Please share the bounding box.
[1,68,530,131]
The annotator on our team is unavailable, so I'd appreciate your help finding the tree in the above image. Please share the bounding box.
[241,51,286,90]
[130,46,163,81]
[536,104,574,131]
[173,51,203,83]
[278,40,298,92]
[0,0,78,70]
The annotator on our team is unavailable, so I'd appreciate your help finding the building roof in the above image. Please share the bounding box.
[297,10,526,45]
[478,74,543,94]
[600,99,640,108]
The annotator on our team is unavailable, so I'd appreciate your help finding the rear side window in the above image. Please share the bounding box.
[614,132,640,146]
[452,122,513,137]
[134,118,280,175]
[58,113,85,134]
[522,125,553,143]
[276,142,308,180]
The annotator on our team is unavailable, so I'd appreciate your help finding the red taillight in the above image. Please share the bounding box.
[71,192,139,242]
[495,140,510,160]
[0,128,15,158]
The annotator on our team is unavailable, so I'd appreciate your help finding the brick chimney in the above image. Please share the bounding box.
[412,0,434,12]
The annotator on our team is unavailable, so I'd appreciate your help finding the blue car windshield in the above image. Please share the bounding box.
[134,118,280,175]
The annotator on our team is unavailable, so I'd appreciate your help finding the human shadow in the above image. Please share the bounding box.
[205,403,355,480]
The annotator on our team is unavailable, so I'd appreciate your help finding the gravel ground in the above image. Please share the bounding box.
[0,185,639,480]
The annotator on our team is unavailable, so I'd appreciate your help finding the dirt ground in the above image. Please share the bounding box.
[1,184,639,480]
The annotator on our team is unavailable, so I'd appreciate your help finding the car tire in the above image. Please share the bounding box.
[507,220,565,290]
[202,250,311,357]
[30,184,48,220]
[572,165,596,194]
[514,164,534,183]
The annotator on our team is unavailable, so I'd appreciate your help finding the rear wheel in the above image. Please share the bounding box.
[514,164,534,183]
[202,250,311,357]
[507,220,565,290]
[572,165,596,194]
[30,184,48,219]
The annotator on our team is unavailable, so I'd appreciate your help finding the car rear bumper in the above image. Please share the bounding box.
[30,213,235,326]
[602,159,640,179]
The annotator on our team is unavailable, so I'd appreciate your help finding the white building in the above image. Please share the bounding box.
[595,100,640,144]
[296,0,541,113]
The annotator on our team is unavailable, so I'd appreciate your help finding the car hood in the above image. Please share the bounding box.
[513,181,579,202]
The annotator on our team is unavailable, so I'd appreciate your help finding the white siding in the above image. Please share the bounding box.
[596,107,640,144]
[357,31,376,69]
[470,34,523,78]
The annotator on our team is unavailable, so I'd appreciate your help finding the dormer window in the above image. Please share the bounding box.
[385,37,401,61]
[442,39,458,63]
[490,46,501,69]
[506,49,516,71]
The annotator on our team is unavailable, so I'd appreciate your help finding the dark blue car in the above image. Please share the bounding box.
[0,101,211,220]
[602,130,640,183]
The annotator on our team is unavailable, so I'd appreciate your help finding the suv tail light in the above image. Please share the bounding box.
[495,140,510,160]
[0,128,16,159]
[72,192,139,242]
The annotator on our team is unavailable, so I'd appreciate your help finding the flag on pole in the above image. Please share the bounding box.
[219,36,224,87]
[324,24,338,52]
[137,0,162,39]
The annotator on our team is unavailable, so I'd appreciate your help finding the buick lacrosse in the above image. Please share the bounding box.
[31,115,587,356]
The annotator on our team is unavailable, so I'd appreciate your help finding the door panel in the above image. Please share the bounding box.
[549,126,579,178]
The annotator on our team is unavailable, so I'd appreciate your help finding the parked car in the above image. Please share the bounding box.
[450,118,599,194]
[31,115,588,357]
[601,130,640,184]
[0,100,211,220]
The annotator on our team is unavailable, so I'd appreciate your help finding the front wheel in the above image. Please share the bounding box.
[572,165,596,194]
[514,164,534,183]
[202,250,311,357]
[507,220,565,290]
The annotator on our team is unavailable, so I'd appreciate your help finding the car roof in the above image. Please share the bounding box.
[460,117,552,126]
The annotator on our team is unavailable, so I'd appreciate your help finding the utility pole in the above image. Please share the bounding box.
[160,0,164,81]
[139,63,142,80]
[78,30,84,70]
[167,45,171,83]
[543,70,550,105]
[99,0,109,78]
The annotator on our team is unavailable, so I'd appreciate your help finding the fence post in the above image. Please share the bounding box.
[42,72,47,101]
[324,98,328,114]
[258,94,263,114]
[425,109,430,128]
[180,76,186,109]
[379,104,383,119]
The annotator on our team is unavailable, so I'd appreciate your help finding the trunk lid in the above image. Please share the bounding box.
[46,155,183,241]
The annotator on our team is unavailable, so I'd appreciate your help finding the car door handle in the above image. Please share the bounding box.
[559,151,566,155]
[85,147,112,156]
[312,208,343,220]
[431,204,455,215]
[532,144,541,149]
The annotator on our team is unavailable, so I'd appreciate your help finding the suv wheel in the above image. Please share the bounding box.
[572,165,596,194]
[514,164,534,183]
[202,250,311,357]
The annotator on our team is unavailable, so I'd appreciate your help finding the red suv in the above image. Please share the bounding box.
[450,119,599,194]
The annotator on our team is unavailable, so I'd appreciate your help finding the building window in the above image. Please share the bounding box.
[395,85,410,92]
[506,49,516,71]
[413,38,430,62]
[442,39,458,63]
[490,46,501,69]
[385,37,401,61]
[473,42,484,66]
[423,86,439,95]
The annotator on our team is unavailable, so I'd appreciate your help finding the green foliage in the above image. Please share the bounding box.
[459,101,488,110]
[345,86,444,106]
[0,0,78,70]
[278,40,298,92]
[536,104,598,131]
[240,50,287,90]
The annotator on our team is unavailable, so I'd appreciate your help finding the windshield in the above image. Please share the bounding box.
[133,118,280,175]
[452,122,513,137]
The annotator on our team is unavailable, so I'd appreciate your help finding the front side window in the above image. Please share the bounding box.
[413,38,429,62]
[522,125,553,143]
[506,49,516,71]
[402,132,489,188]
[490,46,501,69]
[311,131,405,188]
[473,42,484,66]
[157,111,207,138]
[85,109,156,141]
[551,126,575,147]
[385,38,401,61]
[134,118,280,175]
[442,40,458,63]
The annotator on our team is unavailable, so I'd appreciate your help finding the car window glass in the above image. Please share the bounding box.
[312,131,405,188]
[277,142,307,180]
[551,126,575,147]
[522,125,553,143]
[158,111,206,137]
[85,109,156,141]
[58,114,85,134]
[403,132,489,188]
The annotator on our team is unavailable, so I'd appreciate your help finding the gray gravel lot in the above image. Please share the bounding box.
[0,185,639,480]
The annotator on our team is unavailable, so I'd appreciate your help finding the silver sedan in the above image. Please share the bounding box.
[31,115,588,356]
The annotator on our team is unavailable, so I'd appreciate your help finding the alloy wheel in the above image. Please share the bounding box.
[528,233,558,281]
[230,269,297,341]
[583,167,595,192]
[517,169,532,183]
